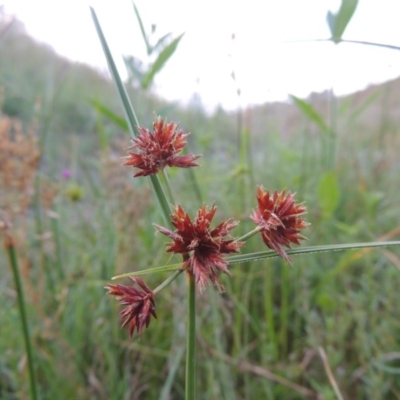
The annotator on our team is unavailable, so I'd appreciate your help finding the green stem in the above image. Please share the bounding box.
[153,269,183,295]
[279,264,289,357]
[235,226,261,242]
[51,209,65,281]
[160,170,175,205]
[6,239,38,400]
[91,7,172,227]
[186,164,203,203]
[265,262,278,361]
[285,37,400,51]
[185,272,196,400]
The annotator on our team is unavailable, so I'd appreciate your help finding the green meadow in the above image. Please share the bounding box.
[1,4,400,399]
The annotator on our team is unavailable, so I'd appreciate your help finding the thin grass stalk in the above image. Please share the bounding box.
[51,209,65,281]
[32,178,55,293]
[279,264,289,357]
[160,170,175,205]
[328,88,338,169]
[186,272,196,400]
[209,290,235,398]
[242,264,254,398]
[233,272,242,355]
[265,262,278,360]
[286,37,400,51]
[318,346,345,400]
[91,12,202,399]
[90,7,171,225]
[186,166,203,203]
[5,238,38,400]
[33,69,64,294]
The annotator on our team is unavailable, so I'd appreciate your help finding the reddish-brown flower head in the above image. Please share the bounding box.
[155,205,243,292]
[106,277,157,336]
[123,116,201,177]
[250,186,308,264]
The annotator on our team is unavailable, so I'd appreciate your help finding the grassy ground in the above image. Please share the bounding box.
[1,79,400,400]
[3,4,400,399]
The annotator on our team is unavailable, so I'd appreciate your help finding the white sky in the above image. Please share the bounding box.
[2,0,400,111]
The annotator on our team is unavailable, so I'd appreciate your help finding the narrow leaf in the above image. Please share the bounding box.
[327,0,359,43]
[89,98,129,131]
[226,241,400,265]
[142,33,184,89]
[90,7,140,138]
[153,32,174,54]
[90,7,172,227]
[132,1,152,55]
[290,95,329,134]
[114,241,400,280]
[112,263,182,280]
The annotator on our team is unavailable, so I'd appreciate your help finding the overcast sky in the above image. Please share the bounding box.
[2,0,400,110]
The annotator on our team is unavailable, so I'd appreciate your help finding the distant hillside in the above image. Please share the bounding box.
[247,75,400,142]
[1,8,399,147]
[0,11,228,138]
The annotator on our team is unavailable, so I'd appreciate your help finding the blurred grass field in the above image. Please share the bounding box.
[2,8,400,400]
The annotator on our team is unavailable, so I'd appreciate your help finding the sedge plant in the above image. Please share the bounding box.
[90,7,400,400]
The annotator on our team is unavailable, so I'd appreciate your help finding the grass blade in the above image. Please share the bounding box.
[90,7,172,225]
[142,33,184,89]
[327,0,358,43]
[226,241,400,265]
[290,95,329,135]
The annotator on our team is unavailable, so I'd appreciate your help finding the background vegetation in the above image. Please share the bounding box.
[1,5,400,399]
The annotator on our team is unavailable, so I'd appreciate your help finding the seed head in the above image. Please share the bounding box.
[250,186,309,264]
[106,277,157,336]
[155,204,243,292]
[123,116,201,177]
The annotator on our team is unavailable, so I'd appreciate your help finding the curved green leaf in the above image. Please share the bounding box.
[290,95,329,134]
[89,98,129,131]
[327,0,358,44]
[142,33,184,89]
[153,32,174,54]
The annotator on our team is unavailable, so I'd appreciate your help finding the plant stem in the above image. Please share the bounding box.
[235,226,261,242]
[185,272,196,400]
[5,238,38,400]
[265,262,278,360]
[51,208,65,281]
[160,170,175,205]
[91,7,172,227]
[153,269,183,295]
[285,37,400,51]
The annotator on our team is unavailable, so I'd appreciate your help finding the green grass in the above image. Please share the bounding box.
[2,8,400,398]
[2,93,400,399]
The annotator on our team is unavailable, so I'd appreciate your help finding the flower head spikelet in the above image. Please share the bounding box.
[250,186,309,264]
[155,204,243,292]
[106,277,157,336]
[123,116,201,177]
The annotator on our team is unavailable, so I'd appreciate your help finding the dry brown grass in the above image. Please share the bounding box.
[0,116,40,241]
[0,111,58,241]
